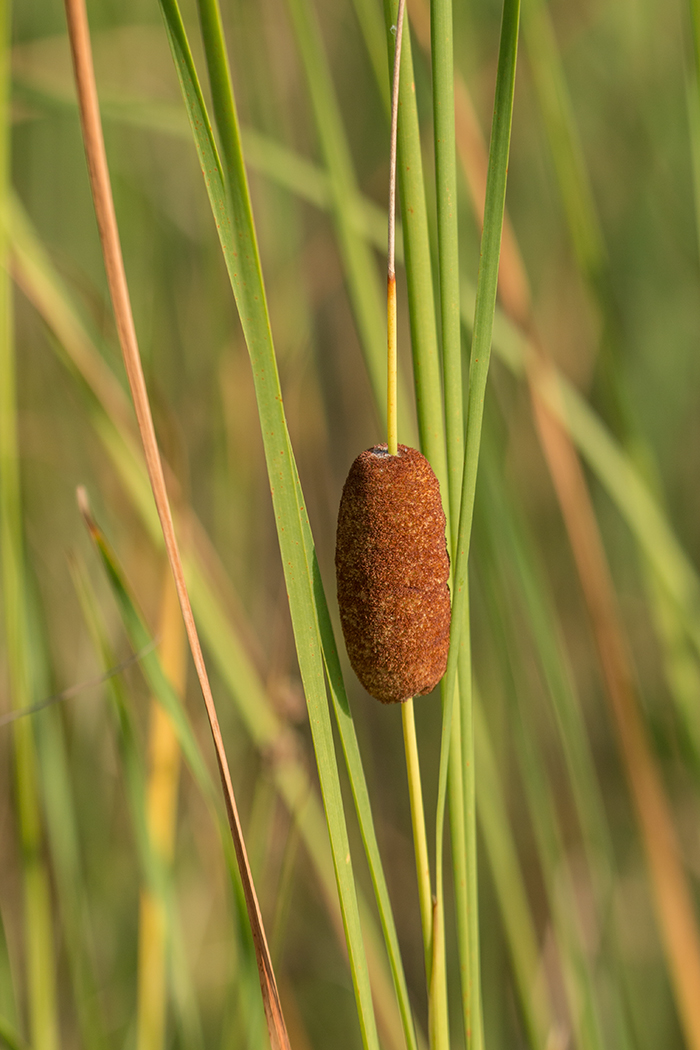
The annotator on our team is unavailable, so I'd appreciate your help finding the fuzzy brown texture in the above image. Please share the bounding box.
[335,444,451,703]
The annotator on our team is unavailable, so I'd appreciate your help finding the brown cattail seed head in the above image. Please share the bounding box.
[335,444,451,703]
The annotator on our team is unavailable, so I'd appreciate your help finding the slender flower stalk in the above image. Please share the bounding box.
[386,0,406,456]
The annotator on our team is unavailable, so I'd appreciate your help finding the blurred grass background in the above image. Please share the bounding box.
[4,0,700,1048]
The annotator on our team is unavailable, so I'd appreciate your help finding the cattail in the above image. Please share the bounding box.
[335,444,451,703]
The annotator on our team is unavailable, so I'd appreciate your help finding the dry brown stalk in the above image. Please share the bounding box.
[408,0,700,1044]
[63,0,290,1045]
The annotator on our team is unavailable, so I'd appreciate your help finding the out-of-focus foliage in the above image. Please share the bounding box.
[3,0,700,1048]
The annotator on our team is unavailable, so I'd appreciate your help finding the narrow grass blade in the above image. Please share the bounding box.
[156,2,380,1043]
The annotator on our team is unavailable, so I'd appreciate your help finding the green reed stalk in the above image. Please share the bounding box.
[433,3,521,1048]
[431,1,479,1044]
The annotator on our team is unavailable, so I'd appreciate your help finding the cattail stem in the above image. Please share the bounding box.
[387,0,406,455]
[387,274,398,454]
[402,698,433,981]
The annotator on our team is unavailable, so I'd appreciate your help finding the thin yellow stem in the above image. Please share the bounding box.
[401,698,432,984]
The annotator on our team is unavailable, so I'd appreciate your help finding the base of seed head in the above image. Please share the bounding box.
[335,444,451,703]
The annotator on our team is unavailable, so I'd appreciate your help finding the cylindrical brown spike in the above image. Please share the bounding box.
[335,444,451,704]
